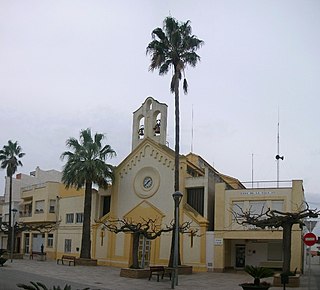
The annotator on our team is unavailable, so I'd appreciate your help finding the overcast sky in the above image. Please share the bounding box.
[1,1,319,207]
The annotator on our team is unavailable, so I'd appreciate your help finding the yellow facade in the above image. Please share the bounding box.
[214,180,305,272]
[19,181,87,260]
[13,98,307,275]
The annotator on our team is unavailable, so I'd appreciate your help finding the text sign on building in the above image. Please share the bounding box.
[303,232,317,246]
[214,238,223,246]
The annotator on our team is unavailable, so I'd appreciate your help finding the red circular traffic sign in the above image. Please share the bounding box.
[303,232,317,246]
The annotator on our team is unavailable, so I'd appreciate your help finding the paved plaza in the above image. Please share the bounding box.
[0,259,319,290]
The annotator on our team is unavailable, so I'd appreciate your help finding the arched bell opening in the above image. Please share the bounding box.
[153,112,161,136]
[138,116,145,140]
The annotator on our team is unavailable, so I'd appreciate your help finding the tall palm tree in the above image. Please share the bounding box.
[147,16,203,267]
[0,140,25,251]
[61,129,116,259]
[147,16,203,192]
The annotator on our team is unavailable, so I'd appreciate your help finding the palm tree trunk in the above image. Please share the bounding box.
[169,72,181,267]
[80,181,92,259]
[174,74,180,193]
[7,175,12,251]
[282,223,292,273]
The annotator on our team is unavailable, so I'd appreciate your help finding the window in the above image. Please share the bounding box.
[66,213,74,224]
[268,242,283,261]
[232,201,245,221]
[249,201,267,216]
[49,199,56,213]
[35,200,45,213]
[64,239,72,253]
[76,213,84,223]
[187,187,204,216]
[103,196,111,216]
[138,117,145,139]
[271,200,284,212]
[47,234,54,248]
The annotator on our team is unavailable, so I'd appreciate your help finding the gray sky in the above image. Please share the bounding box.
[1,1,320,206]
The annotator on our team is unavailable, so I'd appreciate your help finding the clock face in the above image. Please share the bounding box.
[143,176,153,189]
[134,167,159,198]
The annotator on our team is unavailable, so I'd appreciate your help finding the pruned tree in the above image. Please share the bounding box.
[0,221,59,254]
[232,202,319,273]
[0,221,60,234]
[98,217,192,269]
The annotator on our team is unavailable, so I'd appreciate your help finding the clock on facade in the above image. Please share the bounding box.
[134,167,160,198]
[143,176,153,189]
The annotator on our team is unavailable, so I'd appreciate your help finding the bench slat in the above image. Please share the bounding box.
[149,266,165,282]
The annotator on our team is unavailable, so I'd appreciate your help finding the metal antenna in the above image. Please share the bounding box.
[275,109,284,187]
[251,153,254,188]
[191,105,194,153]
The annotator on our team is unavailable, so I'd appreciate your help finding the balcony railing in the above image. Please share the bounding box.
[19,212,32,217]
[241,180,292,189]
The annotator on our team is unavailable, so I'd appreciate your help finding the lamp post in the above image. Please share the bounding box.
[171,191,183,289]
[10,208,17,262]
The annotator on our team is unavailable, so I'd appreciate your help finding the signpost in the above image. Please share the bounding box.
[303,232,317,246]
[303,232,317,290]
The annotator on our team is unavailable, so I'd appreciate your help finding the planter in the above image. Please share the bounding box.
[178,265,193,275]
[273,273,300,287]
[120,265,193,279]
[120,268,150,279]
[3,253,24,260]
[239,283,271,290]
[76,258,97,266]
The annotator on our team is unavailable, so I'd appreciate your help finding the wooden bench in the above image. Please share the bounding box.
[149,266,165,282]
[57,255,76,266]
[30,251,46,261]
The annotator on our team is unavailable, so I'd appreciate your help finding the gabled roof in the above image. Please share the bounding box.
[115,137,176,175]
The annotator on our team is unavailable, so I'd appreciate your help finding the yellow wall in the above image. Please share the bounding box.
[214,181,305,272]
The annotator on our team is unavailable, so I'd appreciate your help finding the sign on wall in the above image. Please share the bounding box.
[214,238,223,246]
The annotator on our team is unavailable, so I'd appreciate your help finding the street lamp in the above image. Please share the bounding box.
[171,191,183,289]
[10,208,17,262]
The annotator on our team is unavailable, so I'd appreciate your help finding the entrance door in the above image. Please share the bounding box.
[32,234,45,252]
[24,234,30,253]
[16,237,21,253]
[235,244,246,268]
[138,235,151,268]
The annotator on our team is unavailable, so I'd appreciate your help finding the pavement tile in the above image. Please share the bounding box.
[3,258,319,290]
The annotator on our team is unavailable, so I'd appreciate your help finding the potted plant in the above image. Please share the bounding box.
[240,265,274,290]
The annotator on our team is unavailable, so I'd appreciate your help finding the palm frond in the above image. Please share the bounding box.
[0,140,25,177]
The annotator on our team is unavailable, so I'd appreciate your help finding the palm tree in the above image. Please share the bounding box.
[147,16,203,267]
[147,16,203,192]
[0,140,25,251]
[61,129,116,259]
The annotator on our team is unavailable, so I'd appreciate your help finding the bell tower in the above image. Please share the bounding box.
[132,96,168,151]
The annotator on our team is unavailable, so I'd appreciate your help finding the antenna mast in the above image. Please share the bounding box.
[191,105,194,152]
[275,110,284,187]
[251,153,254,188]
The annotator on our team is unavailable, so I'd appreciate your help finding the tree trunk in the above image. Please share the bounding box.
[80,181,92,259]
[131,233,140,269]
[174,72,180,193]
[169,71,181,267]
[7,175,12,251]
[282,223,293,273]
